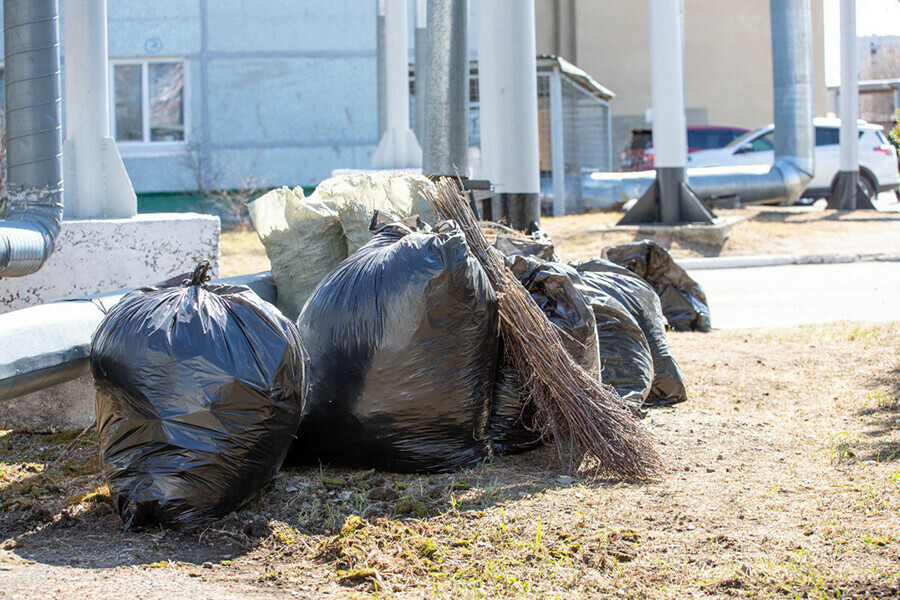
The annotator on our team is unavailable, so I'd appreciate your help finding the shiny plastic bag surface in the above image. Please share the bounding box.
[574,282,654,408]
[490,256,600,455]
[91,261,308,531]
[291,215,498,473]
[603,240,711,332]
[574,259,688,406]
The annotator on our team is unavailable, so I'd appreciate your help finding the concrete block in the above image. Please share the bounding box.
[588,215,747,248]
[0,213,220,432]
[0,214,220,314]
[0,375,94,433]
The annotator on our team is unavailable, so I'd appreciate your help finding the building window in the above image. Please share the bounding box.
[110,60,186,144]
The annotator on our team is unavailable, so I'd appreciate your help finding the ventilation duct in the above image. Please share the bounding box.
[0,0,64,277]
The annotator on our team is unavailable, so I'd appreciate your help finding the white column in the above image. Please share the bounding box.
[648,0,688,169]
[413,0,428,143]
[839,0,858,173]
[63,0,136,219]
[476,0,540,195]
[372,0,422,168]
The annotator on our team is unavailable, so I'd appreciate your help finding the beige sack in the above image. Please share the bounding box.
[247,186,347,320]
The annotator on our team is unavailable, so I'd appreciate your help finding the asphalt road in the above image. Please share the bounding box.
[690,261,900,329]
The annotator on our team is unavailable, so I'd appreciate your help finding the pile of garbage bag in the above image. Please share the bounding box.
[87,175,709,529]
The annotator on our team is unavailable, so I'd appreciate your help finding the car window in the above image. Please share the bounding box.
[688,130,742,150]
[815,127,839,146]
[748,132,774,152]
[630,131,653,150]
[726,129,766,148]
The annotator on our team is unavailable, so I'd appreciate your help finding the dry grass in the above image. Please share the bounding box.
[542,206,900,263]
[1,321,899,598]
[219,206,900,278]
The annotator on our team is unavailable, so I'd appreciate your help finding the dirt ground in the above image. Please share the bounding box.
[1,321,898,599]
[219,205,900,277]
[541,205,900,264]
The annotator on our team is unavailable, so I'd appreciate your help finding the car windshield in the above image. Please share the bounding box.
[725,128,766,148]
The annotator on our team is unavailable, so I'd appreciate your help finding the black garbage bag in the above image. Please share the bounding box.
[574,259,688,406]
[291,214,498,473]
[489,222,560,262]
[603,240,711,332]
[91,261,308,531]
[490,256,600,455]
[575,283,654,409]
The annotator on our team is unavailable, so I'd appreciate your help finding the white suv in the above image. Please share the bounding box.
[688,117,900,201]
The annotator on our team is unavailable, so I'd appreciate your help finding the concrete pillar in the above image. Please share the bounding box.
[62,0,136,219]
[836,0,859,210]
[372,0,422,168]
[413,0,428,144]
[423,0,468,177]
[649,0,688,224]
[478,0,541,230]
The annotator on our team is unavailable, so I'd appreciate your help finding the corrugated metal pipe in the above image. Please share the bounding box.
[682,0,814,204]
[592,0,815,207]
[0,0,64,277]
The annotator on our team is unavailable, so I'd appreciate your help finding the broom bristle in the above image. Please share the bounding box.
[422,178,663,480]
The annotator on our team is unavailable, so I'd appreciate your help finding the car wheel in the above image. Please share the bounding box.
[859,173,877,202]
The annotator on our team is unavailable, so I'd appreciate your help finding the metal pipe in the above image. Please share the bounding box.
[549,65,566,217]
[769,0,815,204]
[0,0,64,277]
[0,271,277,401]
[423,0,468,177]
[477,0,540,228]
[607,0,815,210]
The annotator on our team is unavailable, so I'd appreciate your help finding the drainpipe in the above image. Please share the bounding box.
[829,0,861,210]
[477,0,541,229]
[422,0,468,177]
[769,0,815,205]
[0,0,64,277]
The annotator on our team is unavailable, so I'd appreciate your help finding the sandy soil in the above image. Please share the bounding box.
[2,322,898,598]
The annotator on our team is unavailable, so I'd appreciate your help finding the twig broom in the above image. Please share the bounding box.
[423,178,663,480]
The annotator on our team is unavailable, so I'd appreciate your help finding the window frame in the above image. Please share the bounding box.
[109,57,190,153]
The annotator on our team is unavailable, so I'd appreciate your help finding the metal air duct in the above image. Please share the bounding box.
[0,0,64,277]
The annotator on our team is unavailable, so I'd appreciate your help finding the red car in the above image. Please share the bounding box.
[620,126,750,171]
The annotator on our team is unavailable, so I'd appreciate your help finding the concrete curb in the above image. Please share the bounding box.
[678,253,900,270]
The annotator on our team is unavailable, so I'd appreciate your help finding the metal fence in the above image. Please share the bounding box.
[411,57,614,215]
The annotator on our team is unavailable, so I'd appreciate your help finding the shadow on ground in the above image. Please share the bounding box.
[3,442,625,571]
[858,365,900,463]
